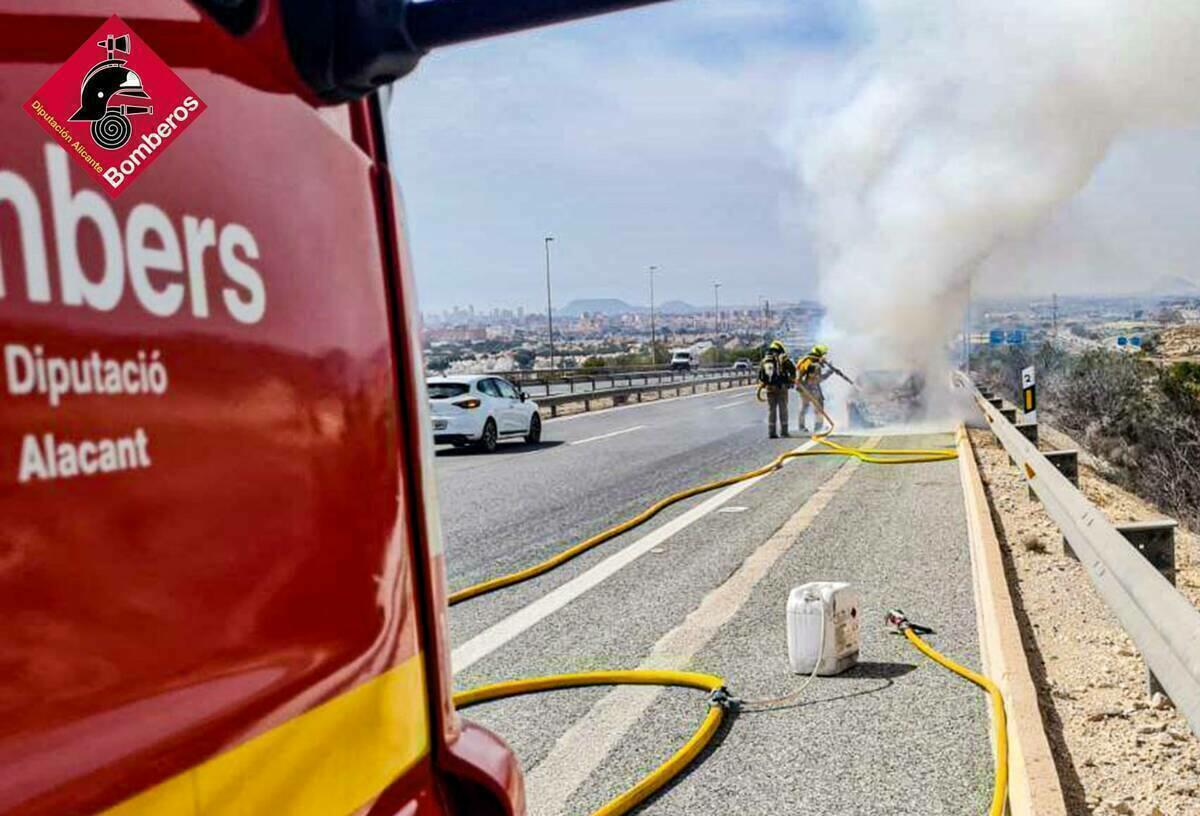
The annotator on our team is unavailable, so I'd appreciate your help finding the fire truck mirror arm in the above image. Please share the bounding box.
[278,0,675,101]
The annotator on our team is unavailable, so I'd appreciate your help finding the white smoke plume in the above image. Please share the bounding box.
[795,0,1200,384]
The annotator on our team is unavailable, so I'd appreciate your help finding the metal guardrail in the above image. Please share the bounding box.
[962,375,1200,736]
[514,367,742,398]
[507,363,736,380]
[533,372,755,416]
[504,363,683,384]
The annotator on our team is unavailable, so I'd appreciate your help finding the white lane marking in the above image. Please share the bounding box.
[451,439,818,675]
[544,384,755,424]
[713,398,750,410]
[568,425,647,446]
[522,436,880,816]
[717,506,749,513]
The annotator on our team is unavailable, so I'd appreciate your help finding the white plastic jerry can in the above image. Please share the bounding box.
[787,581,861,676]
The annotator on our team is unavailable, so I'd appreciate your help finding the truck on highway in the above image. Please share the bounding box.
[0,1,665,814]
[669,348,696,370]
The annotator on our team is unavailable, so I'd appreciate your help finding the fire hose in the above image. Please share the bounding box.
[454,670,729,816]
[887,610,1009,816]
[450,388,1007,816]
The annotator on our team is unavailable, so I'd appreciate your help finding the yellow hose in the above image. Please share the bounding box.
[901,627,1009,816]
[450,383,953,605]
[454,670,727,816]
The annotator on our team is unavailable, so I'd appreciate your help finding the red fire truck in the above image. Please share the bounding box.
[0,1,663,813]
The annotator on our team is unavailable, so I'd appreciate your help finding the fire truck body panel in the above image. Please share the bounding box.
[0,3,520,814]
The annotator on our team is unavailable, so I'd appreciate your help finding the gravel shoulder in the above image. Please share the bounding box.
[969,426,1200,816]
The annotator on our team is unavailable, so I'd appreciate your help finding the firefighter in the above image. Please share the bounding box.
[797,344,835,433]
[758,340,796,438]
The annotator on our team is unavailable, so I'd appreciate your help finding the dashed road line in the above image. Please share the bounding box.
[569,425,647,446]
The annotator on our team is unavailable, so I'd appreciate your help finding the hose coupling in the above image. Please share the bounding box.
[708,686,738,711]
[885,608,934,635]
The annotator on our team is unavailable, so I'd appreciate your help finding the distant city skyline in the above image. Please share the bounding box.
[420,280,1200,324]
[423,295,807,320]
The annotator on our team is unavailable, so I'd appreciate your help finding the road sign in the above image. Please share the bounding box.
[1117,336,1128,347]
[1021,366,1036,423]
[1007,330,1025,345]
[989,329,1004,345]
[1131,336,1142,347]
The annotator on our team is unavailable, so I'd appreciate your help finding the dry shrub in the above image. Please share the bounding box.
[972,345,1200,528]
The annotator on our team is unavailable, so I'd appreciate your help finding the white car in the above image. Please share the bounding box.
[427,375,542,452]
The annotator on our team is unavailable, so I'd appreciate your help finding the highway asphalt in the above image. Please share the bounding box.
[432,389,992,815]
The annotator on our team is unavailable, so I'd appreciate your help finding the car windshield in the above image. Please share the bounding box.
[428,382,469,399]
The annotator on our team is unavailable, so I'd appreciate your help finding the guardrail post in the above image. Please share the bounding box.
[584,397,591,412]
[1000,407,1017,424]
[1118,519,1179,697]
[1016,422,1038,446]
[569,378,575,394]
[1117,520,1178,586]
[1044,450,1079,486]
[636,391,642,403]
[550,404,558,418]
[1029,446,1075,502]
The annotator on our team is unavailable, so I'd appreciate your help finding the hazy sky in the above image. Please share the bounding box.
[387,0,1200,317]
[977,125,1200,299]
[387,0,861,315]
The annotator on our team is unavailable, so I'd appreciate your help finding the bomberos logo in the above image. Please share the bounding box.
[23,15,206,197]
[69,33,153,150]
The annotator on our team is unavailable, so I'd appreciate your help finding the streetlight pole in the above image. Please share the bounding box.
[544,236,555,370]
[713,282,721,336]
[1052,292,1059,342]
[963,271,971,372]
[648,265,658,366]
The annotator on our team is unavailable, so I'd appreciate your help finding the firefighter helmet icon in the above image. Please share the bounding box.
[68,33,153,150]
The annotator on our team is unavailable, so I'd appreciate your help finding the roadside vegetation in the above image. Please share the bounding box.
[972,343,1200,527]
[700,344,765,365]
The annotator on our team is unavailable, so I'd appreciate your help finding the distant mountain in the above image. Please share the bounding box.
[558,298,643,317]
[1147,275,1200,296]
[557,298,718,316]
[657,300,701,315]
